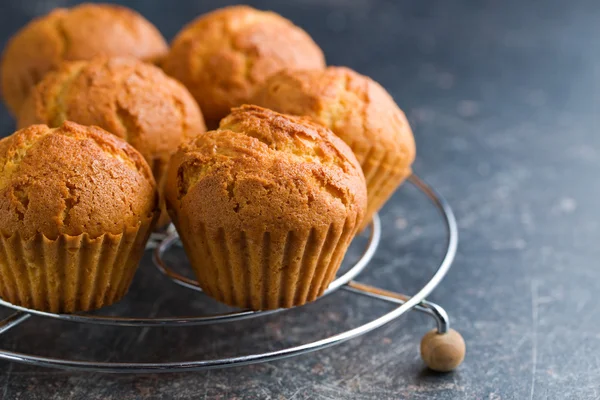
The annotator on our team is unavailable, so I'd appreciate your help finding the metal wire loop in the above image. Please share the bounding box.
[0,174,458,373]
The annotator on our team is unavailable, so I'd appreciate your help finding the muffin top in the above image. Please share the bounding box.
[253,66,416,170]
[18,57,206,176]
[162,5,325,125]
[165,105,366,232]
[0,3,168,116]
[0,122,158,240]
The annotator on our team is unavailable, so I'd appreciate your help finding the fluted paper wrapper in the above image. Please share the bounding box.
[0,220,153,313]
[176,217,359,311]
[359,145,412,230]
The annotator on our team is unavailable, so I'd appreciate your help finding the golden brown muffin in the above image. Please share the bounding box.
[0,121,158,312]
[253,66,416,228]
[0,3,168,116]
[165,105,366,310]
[162,5,326,127]
[18,57,206,227]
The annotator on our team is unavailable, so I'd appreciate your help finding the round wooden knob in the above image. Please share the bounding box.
[420,328,465,372]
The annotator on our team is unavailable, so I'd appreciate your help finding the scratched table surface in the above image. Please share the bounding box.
[0,0,599,399]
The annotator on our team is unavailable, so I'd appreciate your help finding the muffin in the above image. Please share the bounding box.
[0,121,158,313]
[1,3,168,116]
[162,5,325,128]
[165,105,366,310]
[253,67,416,227]
[18,57,206,227]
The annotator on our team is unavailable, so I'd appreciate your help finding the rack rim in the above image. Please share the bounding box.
[0,174,458,373]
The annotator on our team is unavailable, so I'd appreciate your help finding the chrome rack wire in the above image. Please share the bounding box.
[0,174,464,373]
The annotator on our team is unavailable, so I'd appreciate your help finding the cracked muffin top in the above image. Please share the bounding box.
[162,5,325,127]
[17,57,206,183]
[0,121,158,240]
[0,3,167,116]
[253,66,416,171]
[165,105,366,232]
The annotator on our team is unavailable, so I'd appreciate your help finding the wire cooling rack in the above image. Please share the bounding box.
[0,174,464,373]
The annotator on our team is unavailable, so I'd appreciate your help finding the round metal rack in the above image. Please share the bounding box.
[0,174,464,373]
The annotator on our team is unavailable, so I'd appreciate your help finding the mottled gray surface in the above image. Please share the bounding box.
[0,0,599,399]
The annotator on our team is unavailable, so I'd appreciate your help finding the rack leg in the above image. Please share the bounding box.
[344,281,450,332]
[423,301,450,334]
[343,281,465,372]
[0,312,30,335]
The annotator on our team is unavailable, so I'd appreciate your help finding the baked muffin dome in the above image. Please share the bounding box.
[0,122,158,312]
[18,57,206,226]
[253,66,416,227]
[1,3,168,116]
[165,105,366,310]
[162,5,325,127]
[0,121,157,240]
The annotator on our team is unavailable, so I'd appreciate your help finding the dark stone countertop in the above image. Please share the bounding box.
[0,0,599,398]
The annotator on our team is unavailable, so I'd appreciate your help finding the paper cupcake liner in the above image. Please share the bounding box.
[358,145,412,230]
[0,220,154,313]
[177,215,360,310]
